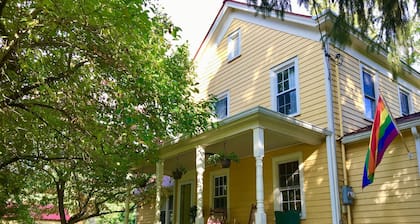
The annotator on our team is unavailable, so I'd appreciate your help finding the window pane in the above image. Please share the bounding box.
[363,71,375,98]
[288,67,295,88]
[364,97,375,120]
[215,97,228,119]
[278,161,301,212]
[276,63,297,115]
[400,91,409,115]
[228,31,240,60]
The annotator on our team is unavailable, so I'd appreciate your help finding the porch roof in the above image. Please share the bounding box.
[159,107,329,173]
[341,112,420,144]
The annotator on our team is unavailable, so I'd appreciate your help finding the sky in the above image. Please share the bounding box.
[157,0,310,57]
[157,0,226,57]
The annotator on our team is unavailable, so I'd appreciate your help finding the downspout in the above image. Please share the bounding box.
[334,54,353,224]
[322,41,341,224]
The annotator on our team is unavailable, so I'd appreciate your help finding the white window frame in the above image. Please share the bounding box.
[398,87,411,116]
[227,29,241,61]
[209,169,230,211]
[360,66,377,121]
[214,91,230,121]
[160,194,174,224]
[272,152,306,219]
[270,57,300,116]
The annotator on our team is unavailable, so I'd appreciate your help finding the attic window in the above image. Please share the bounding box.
[227,29,241,61]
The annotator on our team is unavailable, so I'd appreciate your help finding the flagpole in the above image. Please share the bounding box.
[378,91,411,153]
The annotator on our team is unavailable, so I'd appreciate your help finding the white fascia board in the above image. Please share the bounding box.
[195,1,321,61]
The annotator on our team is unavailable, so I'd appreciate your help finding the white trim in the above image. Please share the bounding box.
[270,57,300,116]
[195,3,321,61]
[398,87,412,116]
[213,3,320,47]
[227,29,241,61]
[272,152,306,219]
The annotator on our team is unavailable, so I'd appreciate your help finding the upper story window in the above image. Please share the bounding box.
[362,69,376,120]
[273,152,306,218]
[399,89,411,116]
[271,58,300,116]
[227,29,241,61]
[214,92,229,120]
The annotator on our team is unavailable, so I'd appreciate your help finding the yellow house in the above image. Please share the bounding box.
[137,1,420,224]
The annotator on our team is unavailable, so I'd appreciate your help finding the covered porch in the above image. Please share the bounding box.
[154,106,329,224]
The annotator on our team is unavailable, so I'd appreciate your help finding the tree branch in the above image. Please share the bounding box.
[0,155,84,169]
[0,60,88,108]
[9,102,71,140]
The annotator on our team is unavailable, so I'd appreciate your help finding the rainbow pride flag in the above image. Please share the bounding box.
[362,95,399,189]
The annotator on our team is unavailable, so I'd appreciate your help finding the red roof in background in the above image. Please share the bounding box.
[35,205,70,221]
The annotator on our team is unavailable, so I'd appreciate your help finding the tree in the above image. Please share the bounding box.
[247,0,419,73]
[0,0,214,223]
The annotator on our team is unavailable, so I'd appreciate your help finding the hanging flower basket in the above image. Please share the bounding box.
[172,167,186,180]
[207,152,239,168]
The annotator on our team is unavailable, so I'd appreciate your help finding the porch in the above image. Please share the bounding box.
[154,106,330,224]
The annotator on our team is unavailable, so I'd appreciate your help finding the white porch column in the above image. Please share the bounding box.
[253,127,267,224]
[196,145,206,224]
[154,160,164,224]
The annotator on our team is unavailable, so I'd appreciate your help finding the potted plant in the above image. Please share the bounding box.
[172,166,187,180]
[207,152,239,168]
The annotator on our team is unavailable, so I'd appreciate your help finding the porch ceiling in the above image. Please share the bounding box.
[160,106,330,175]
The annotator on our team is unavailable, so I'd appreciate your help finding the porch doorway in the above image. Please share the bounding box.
[179,183,192,224]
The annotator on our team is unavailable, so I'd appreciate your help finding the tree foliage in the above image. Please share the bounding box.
[247,0,419,72]
[0,0,214,223]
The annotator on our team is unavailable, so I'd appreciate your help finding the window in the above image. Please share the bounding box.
[227,29,241,61]
[271,58,299,116]
[399,89,410,116]
[160,195,174,224]
[214,92,229,120]
[362,70,376,120]
[278,161,301,212]
[273,153,305,218]
[213,175,228,209]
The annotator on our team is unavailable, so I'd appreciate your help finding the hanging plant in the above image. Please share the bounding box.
[172,167,187,180]
[207,152,239,168]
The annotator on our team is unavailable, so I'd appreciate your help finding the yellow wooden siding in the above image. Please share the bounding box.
[330,45,420,135]
[202,143,333,224]
[195,19,328,128]
[412,92,420,111]
[137,204,155,224]
[345,130,420,224]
